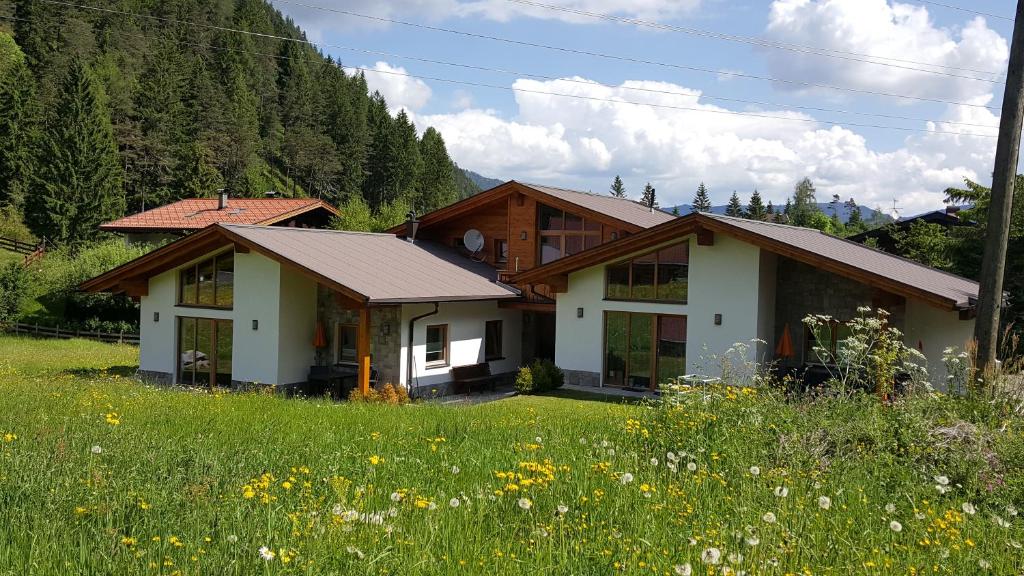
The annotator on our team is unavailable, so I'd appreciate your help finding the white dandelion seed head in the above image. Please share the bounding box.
[978,559,991,570]
[535,436,542,443]
[620,472,634,484]
[687,462,697,472]
[390,492,402,502]
[666,451,677,462]
[449,498,460,508]
[889,520,903,533]
[745,534,760,547]
[673,564,692,576]
[668,463,678,473]
[428,502,437,511]
[818,496,831,510]
[749,466,761,476]
[935,484,950,494]
[762,512,777,524]
[258,546,275,561]
[517,497,532,510]
[934,475,950,486]
[90,445,102,454]
[700,547,721,565]
[557,504,569,515]
[962,502,977,515]
[885,503,896,514]
[774,486,789,498]
[388,507,398,517]
[650,457,659,466]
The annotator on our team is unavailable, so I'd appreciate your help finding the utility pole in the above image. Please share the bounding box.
[974,0,1024,375]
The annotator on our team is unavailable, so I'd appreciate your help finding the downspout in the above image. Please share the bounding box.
[407,302,439,395]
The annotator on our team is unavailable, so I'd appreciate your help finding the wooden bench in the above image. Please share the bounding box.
[451,362,494,394]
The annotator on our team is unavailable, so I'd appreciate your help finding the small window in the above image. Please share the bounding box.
[335,324,358,364]
[485,320,503,360]
[178,251,234,308]
[495,239,509,265]
[425,324,448,367]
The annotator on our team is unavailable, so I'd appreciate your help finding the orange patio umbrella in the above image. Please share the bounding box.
[313,321,327,349]
[775,323,794,359]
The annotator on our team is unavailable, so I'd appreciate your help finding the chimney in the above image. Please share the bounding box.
[218,189,229,210]
[265,190,277,198]
[405,210,420,243]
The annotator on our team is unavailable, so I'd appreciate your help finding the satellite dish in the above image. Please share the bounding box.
[463,229,485,253]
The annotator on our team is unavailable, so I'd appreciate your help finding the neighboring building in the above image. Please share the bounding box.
[100,192,339,245]
[81,182,979,395]
[848,206,971,252]
[511,212,979,390]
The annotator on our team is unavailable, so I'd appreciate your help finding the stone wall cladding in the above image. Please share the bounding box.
[564,369,600,387]
[316,286,402,387]
[774,257,905,366]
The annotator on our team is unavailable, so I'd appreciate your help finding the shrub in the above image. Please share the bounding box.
[0,204,35,243]
[514,366,534,394]
[0,261,30,325]
[348,383,410,405]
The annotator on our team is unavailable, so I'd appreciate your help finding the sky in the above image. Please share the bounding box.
[269,0,1016,216]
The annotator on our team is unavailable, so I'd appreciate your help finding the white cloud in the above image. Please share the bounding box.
[763,0,1008,103]
[415,76,996,214]
[271,0,699,35]
[350,62,432,113]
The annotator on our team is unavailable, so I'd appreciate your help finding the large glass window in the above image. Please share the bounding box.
[485,320,503,361]
[604,242,689,303]
[179,251,234,308]
[604,312,686,390]
[538,203,602,264]
[178,317,232,388]
[426,324,448,367]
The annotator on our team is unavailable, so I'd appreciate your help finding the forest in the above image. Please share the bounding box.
[0,0,479,247]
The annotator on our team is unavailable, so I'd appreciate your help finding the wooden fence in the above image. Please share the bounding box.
[5,322,140,345]
[0,236,35,255]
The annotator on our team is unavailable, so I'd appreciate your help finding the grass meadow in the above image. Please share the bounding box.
[0,335,1022,575]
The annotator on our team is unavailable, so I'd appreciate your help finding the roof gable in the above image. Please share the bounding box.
[390,180,676,234]
[512,212,979,310]
[100,198,339,232]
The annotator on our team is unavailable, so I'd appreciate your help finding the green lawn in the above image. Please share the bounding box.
[0,336,1022,575]
[0,248,22,266]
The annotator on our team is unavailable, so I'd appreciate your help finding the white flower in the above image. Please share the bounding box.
[744,534,760,547]
[517,497,532,510]
[666,451,677,462]
[1007,505,1018,517]
[978,559,991,570]
[889,520,903,532]
[673,564,692,576]
[90,445,102,454]
[227,535,238,544]
[258,546,275,561]
[935,484,950,494]
[687,462,697,472]
[535,436,542,443]
[962,502,977,515]
[667,463,678,473]
[762,512,777,524]
[650,458,659,466]
[700,547,722,565]
[620,472,634,484]
[915,512,926,520]
[773,486,789,498]
[428,502,437,511]
[993,515,1010,528]
[449,498,460,508]
[817,496,831,510]
[885,503,896,514]
[934,475,950,486]
[451,465,460,475]
[557,504,569,515]
[749,466,760,476]
[390,492,402,502]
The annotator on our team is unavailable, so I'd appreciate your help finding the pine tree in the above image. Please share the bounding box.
[845,198,864,233]
[671,205,680,216]
[641,183,657,208]
[789,177,820,227]
[393,109,422,200]
[726,192,743,217]
[173,142,223,200]
[0,33,37,211]
[746,189,767,220]
[25,58,124,245]
[692,182,712,213]
[766,201,775,218]
[609,175,627,198]
[416,127,457,212]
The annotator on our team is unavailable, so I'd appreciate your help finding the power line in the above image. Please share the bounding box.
[28,4,1001,136]
[917,0,1015,21]
[505,0,1007,79]
[264,0,1003,110]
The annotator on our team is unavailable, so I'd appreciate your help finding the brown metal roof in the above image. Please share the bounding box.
[518,183,677,229]
[220,225,517,303]
[512,212,979,310]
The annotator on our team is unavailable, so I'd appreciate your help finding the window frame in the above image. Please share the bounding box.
[484,319,504,361]
[334,323,359,364]
[178,250,235,309]
[602,311,686,390]
[494,239,509,265]
[603,241,689,304]
[537,203,602,264]
[425,324,449,368]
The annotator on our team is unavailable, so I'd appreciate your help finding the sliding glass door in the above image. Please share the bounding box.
[604,312,686,390]
[178,317,233,388]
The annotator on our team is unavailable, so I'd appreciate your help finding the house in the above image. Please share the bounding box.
[81,181,673,395]
[81,181,978,395]
[100,192,340,245]
[848,205,972,252]
[511,212,979,390]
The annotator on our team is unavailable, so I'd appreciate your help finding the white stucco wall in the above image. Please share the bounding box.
[276,269,317,385]
[554,234,765,384]
[399,301,522,391]
[903,298,976,390]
